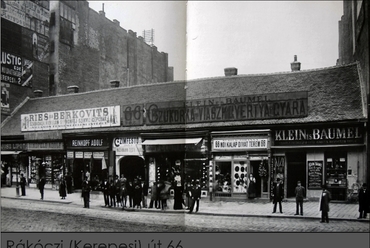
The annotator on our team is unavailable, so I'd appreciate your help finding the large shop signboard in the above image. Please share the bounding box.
[273,125,364,146]
[122,91,308,126]
[212,138,268,151]
[21,106,121,131]
[113,137,143,156]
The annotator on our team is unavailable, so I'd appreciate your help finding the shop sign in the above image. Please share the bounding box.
[122,92,308,126]
[21,106,120,131]
[1,142,27,151]
[67,138,109,149]
[113,137,143,156]
[212,138,268,151]
[93,152,105,158]
[84,152,92,159]
[273,126,364,146]
[1,1,50,33]
[308,161,323,189]
[67,151,74,158]
[75,152,83,159]
[27,142,64,150]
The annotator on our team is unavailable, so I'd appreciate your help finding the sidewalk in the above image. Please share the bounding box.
[1,186,369,222]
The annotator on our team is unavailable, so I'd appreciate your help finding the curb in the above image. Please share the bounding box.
[1,196,73,204]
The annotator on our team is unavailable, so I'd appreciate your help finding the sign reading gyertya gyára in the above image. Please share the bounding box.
[21,106,120,131]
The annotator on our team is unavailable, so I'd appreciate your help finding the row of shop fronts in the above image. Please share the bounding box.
[1,124,366,201]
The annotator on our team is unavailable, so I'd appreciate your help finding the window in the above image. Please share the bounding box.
[59,2,75,46]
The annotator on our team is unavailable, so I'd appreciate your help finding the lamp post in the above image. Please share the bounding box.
[13,154,20,197]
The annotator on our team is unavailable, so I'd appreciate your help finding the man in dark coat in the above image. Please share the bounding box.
[38,176,46,200]
[319,184,331,223]
[188,180,201,213]
[294,180,305,216]
[65,173,73,194]
[100,178,110,207]
[81,177,91,208]
[20,173,27,196]
[272,178,284,213]
[358,183,370,219]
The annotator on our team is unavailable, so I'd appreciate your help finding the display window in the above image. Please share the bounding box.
[215,161,232,194]
[325,152,347,200]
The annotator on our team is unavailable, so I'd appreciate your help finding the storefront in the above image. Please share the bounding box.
[113,136,145,182]
[65,137,110,190]
[141,133,209,193]
[271,123,366,201]
[210,130,271,199]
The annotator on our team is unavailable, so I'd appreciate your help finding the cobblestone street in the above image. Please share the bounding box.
[1,197,369,232]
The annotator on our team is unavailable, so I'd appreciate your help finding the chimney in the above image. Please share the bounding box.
[33,90,43,97]
[224,67,238,76]
[113,19,120,26]
[99,10,105,17]
[290,55,301,71]
[110,80,120,88]
[67,85,79,94]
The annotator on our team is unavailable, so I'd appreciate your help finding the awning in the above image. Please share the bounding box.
[142,138,202,146]
[1,151,22,155]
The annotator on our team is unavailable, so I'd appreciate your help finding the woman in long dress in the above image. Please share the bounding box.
[247,174,256,199]
[59,177,67,199]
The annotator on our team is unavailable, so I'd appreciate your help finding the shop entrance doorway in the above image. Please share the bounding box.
[119,156,145,182]
[286,152,306,198]
[250,161,262,198]
[72,159,84,189]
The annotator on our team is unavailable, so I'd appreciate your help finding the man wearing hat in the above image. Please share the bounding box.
[358,183,370,219]
[272,178,284,213]
[188,179,201,213]
[319,184,331,223]
[294,180,305,216]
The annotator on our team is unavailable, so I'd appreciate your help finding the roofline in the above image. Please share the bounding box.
[185,62,360,82]
[1,97,30,129]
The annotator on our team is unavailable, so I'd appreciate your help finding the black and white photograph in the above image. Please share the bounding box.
[1,0,369,247]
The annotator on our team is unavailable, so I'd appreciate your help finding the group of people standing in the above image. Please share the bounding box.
[100,175,149,209]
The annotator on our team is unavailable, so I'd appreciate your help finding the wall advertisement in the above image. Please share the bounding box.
[21,106,121,131]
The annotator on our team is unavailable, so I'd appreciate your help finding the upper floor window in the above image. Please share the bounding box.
[59,2,75,46]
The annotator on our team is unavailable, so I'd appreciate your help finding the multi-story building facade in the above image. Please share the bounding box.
[1,0,174,122]
[1,61,367,202]
[337,0,369,183]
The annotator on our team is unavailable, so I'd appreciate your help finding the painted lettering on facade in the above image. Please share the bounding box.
[113,137,143,156]
[21,106,120,131]
[68,139,108,148]
[212,138,268,151]
[122,92,308,126]
[274,126,364,145]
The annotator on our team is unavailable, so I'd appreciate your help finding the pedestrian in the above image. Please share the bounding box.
[100,178,110,207]
[38,176,46,200]
[319,184,331,223]
[148,181,160,209]
[127,180,134,208]
[358,183,370,219]
[20,173,26,196]
[188,180,201,213]
[108,179,116,207]
[65,172,73,194]
[185,182,191,210]
[114,175,121,207]
[81,177,91,208]
[141,179,148,208]
[272,178,284,213]
[294,180,305,216]
[133,177,142,209]
[159,179,171,210]
[59,176,67,199]
[173,175,184,210]
[247,174,256,199]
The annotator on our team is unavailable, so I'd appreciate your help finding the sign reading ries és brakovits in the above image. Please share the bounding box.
[122,91,308,126]
[21,106,120,131]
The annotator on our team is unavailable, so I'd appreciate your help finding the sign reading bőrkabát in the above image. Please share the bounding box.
[273,125,364,146]
[122,91,308,126]
[21,106,120,131]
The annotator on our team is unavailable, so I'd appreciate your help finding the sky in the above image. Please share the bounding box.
[88,1,344,81]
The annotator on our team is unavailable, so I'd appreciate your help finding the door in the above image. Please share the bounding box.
[286,152,306,198]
